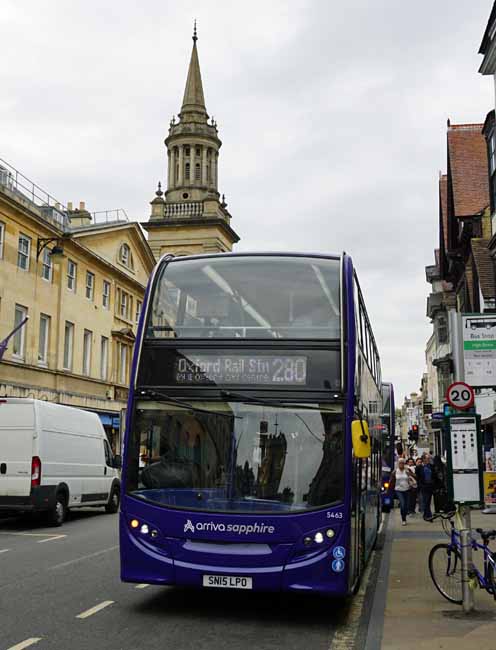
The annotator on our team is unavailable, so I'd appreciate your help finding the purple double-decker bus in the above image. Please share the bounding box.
[120,252,383,596]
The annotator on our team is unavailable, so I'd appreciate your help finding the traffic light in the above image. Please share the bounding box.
[411,424,419,442]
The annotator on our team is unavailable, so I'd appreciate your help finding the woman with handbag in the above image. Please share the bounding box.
[388,458,416,525]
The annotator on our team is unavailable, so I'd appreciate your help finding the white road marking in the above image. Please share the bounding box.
[135,583,150,589]
[37,534,66,543]
[76,600,114,619]
[0,548,10,554]
[0,532,60,537]
[48,545,118,571]
[6,638,42,650]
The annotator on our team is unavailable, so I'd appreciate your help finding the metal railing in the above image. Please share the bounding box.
[0,157,69,230]
[90,209,129,224]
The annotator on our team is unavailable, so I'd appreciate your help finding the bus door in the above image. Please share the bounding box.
[350,454,367,586]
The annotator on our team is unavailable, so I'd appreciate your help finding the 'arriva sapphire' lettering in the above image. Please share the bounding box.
[184,519,275,535]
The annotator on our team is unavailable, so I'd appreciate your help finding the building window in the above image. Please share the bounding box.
[118,289,130,320]
[196,147,201,157]
[136,300,142,325]
[102,280,110,309]
[67,260,77,291]
[490,132,496,175]
[185,146,190,157]
[185,162,190,180]
[85,271,94,300]
[41,248,52,282]
[17,234,30,271]
[63,321,74,370]
[38,314,50,365]
[437,315,448,345]
[119,244,133,269]
[118,343,128,384]
[100,336,108,381]
[195,163,201,181]
[82,329,92,376]
[0,221,5,259]
[12,304,27,358]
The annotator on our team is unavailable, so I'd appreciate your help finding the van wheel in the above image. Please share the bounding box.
[48,493,67,527]
[105,485,120,514]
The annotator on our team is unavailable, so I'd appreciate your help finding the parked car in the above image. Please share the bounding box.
[0,398,121,526]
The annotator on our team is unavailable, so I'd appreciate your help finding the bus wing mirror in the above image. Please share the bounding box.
[113,454,122,469]
[352,421,371,458]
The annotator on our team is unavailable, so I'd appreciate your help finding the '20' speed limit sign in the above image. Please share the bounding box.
[446,382,475,410]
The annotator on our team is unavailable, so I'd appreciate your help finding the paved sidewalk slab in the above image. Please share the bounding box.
[381,509,496,650]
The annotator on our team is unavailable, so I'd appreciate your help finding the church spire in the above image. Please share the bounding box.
[181,21,206,118]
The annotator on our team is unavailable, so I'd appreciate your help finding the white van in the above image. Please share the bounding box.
[0,398,121,526]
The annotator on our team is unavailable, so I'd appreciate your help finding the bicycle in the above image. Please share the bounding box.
[427,510,496,604]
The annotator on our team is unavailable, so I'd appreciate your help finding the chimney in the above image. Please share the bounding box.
[67,200,92,227]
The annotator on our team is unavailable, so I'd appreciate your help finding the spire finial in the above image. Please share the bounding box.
[193,19,197,43]
[156,181,163,197]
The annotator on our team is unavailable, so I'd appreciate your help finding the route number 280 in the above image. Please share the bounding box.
[327,512,343,519]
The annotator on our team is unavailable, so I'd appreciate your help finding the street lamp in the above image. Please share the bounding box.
[36,237,68,261]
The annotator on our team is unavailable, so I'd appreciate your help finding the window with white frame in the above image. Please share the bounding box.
[85,271,95,300]
[17,234,30,271]
[136,300,142,324]
[82,329,92,376]
[67,260,77,291]
[100,336,108,381]
[38,314,50,365]
[12,304,27,358]
[119,342,128,384]
[41,248,52,282]
[0,221,5,259]
[63,321,74,370]
[119,244,134,269]
[102,280,110,309]
[118,288,130,319]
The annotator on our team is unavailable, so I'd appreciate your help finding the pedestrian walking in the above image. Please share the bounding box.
[389,458,416,525]
[432,455,448,513]
[415,453,435,520]
[407,458,418,514]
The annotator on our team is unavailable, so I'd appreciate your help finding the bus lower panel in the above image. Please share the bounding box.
[120,525,350,595]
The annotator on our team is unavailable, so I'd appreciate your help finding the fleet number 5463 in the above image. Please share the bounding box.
[327,512,343,519]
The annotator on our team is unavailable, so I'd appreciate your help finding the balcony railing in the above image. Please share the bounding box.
[90,209,129,224]
[0,157,69,230]
[164,202,204,218]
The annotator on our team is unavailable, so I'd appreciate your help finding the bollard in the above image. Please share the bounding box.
[460,527,474,613]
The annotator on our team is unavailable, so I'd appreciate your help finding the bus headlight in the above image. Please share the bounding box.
[130,519,139,529]
[303,536,313,546]
[314,532,324,544]
[140,524,150,535]
[326,529,335,539]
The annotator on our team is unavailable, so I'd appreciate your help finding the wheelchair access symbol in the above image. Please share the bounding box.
[333,546,346,560]
[332,559,345,573]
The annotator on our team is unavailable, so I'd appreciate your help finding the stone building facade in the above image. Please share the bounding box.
[0,160,155,450]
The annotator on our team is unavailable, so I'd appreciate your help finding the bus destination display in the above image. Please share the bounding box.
[175,355,307,386]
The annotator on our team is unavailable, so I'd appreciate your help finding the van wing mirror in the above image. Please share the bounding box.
[113,454,122,469]
[352,420,371,458]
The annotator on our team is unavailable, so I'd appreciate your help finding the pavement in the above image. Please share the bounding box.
[379,507,496,650]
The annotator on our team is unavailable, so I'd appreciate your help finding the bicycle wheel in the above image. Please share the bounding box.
[428,543,463,604]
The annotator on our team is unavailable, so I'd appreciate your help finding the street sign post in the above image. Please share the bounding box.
[446,381,475,411]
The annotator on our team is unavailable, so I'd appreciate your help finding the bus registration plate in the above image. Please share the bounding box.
[203,574,252,589]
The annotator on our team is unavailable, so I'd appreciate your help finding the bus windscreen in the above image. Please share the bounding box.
[126,401,344,514]
[146,256,341,340]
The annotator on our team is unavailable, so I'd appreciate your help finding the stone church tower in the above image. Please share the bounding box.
[144,26,240,259]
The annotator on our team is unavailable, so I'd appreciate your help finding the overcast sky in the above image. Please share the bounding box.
[1,0,494,403]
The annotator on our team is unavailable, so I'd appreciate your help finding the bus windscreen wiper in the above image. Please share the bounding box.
[137,388,242,419]
[220,390,335,412]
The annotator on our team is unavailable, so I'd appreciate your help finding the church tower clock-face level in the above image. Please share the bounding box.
[144,25,240,259]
